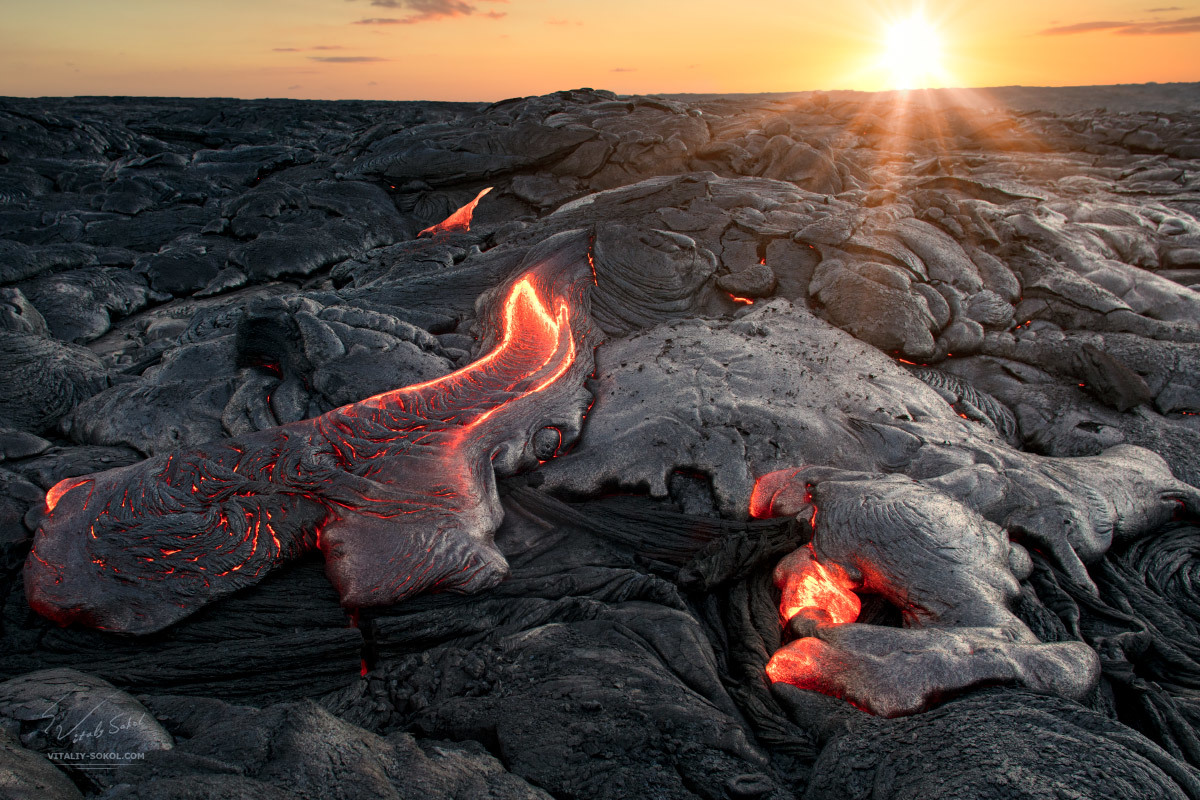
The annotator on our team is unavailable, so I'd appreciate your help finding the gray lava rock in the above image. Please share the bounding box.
[965,289,1015,329]
[0,728,82,800]
[0,330,109,433]
[810,259,938,359]
[717,262,778,298]
[18,267,160,344]
[0,288,48,335]
[105,696,550,800]
[590,223,721,336]
[0,429,51,462]
[0,468,41,548]
[795,687,1200,799]
[0,669,171,790]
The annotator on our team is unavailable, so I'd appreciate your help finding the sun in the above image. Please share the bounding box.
[881,14,945,90]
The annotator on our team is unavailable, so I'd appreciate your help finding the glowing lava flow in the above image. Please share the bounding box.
[44,477,92,514]
[751,469,862,694]
[774,544,860,628]
[25,247,598,635]
[418,187,492,237]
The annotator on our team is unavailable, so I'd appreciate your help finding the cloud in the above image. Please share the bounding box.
[288,84,302,90]
[1040,13,1200,35]
[273,45,345,52]
[352,0,506,24]
[1120,14,1200,32]
[611,67,635,72]
[1040,20,1130,34]
[1147,6,1184,11]
[309,56,389,62]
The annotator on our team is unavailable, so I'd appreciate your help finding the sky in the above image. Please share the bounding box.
[0,0,1197,100]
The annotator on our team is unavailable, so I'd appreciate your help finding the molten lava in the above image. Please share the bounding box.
[763,547,861,705]
[24,252,598,635]
[765,637,830,687]
[752,469,863,705]
[751,470,860,627]
[774,544,861,627]
[44,477,92,514]
[371,277,573,424]
[418,186,492,237]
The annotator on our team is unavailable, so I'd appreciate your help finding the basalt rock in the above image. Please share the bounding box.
[104,696,551,800]
[792,687,1200,800]
[0,729,83,800]
[0,668,172,791]
[0,330,109,434]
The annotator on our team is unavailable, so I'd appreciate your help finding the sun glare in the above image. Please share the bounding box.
[881,14,945,90]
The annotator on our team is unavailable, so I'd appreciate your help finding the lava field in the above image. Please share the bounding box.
[2,86,1200,799]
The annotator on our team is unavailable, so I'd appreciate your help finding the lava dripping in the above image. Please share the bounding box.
[418,186,493,237]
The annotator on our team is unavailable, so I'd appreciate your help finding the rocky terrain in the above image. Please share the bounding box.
[1,84,1200,798]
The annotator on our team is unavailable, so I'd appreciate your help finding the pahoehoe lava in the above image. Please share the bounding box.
[24,243,597,635]
[1,86,1200,799]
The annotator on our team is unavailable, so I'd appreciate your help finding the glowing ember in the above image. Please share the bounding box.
[418,186,492,237]
[728,294,755,305]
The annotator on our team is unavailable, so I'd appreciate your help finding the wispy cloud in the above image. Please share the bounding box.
[351,0,506,24]
[273,45,345,52]
[1040,20,1129,34]
[309,56,389,62]
[1121,14,1200,32]
[1147,6,1184,11]
[611,67,635,73]
[1040,13,1200,35]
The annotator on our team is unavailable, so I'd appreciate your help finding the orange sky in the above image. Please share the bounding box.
[1,1,1197,100]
